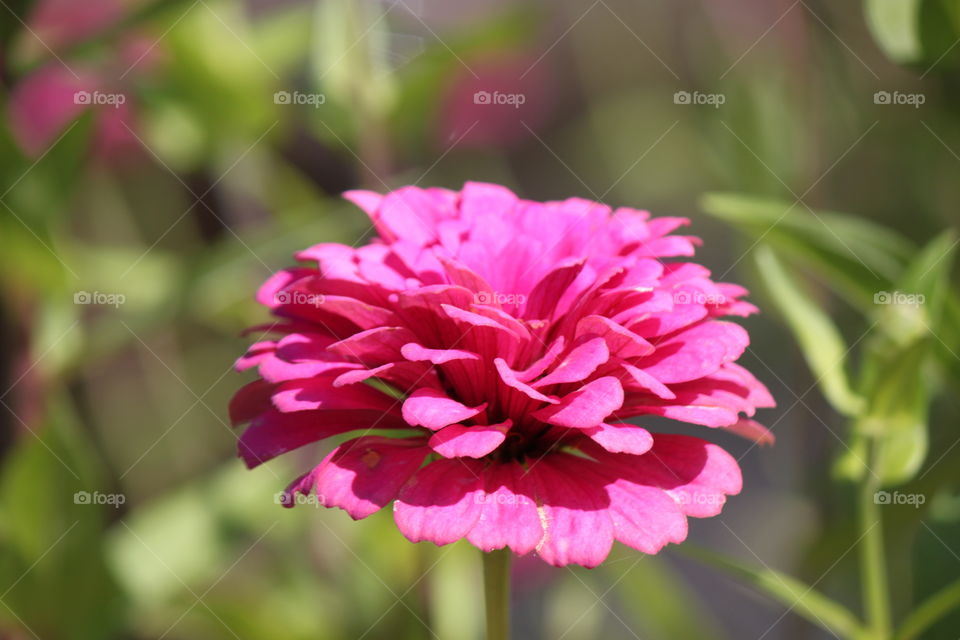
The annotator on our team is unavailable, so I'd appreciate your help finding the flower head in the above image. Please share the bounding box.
[231,182,774,567]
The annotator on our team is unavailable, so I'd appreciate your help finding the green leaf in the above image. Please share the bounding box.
[849,232,956,484]
[312,0,397,118]
[678,544,867,640]
[854,339,932,486]
[755,246,865,416]
[612,554,729,639]
[0,397,124,639]
[876,229,957,345]
[896,577,960,640]
[865,0,924,63]
[702,192,914,309]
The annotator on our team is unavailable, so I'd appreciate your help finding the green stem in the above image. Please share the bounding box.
[895,578,960,640]
[482,549,511,640]
[860,442,892,639]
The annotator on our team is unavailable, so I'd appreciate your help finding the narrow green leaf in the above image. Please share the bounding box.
[755,246,865,416]
[678,544,866,640]
[896,578,960,640]
[702,192,914,309]
[865,0,924,63]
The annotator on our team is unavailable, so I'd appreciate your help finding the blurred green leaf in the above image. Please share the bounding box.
[918,0,960,70]
[0,397,124,639]
[847,234,955,485]
[615,555,729,639]
[702,193,914,309]
[313,0,397,118]
[865,0,923,63]
[679,544,866,640]
[896,577,960,640]
[0,0,32,51]
[853,339,931,486]
[755,245,865,417]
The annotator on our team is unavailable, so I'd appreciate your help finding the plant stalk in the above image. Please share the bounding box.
[482,548,511,640]
[860,441,892,640]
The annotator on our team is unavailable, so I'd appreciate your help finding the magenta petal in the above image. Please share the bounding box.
[312,436,430,519]
[532,377,624,428]
[467,462,543,554]
[394,459,484,545]
[401,388,487,430]
[327,326,417,364]
[639,321,749,384]
[235,341,275,372]
[494,358,559,404]
[534,337,609,387]
[229,379,275,426]
[343,189,384,218]
[621,362,676,400]
[582,422,654,455]
[604,478,688,554]
[272,378,399,414]
[523,258,586,320]
[428,421,511,458]
[576,315,653,358]
[726,418,776,446]
[238,409,401,468]
[401,342,480,364]
[526,455,614,567]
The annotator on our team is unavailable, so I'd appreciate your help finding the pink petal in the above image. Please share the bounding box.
[621,362,676,400]
[638,321,749,384]
[272,378,399,414]
[531,377,624,428]
[327,326,418,364]
[401,342,480,364]
[575,315,654,358]
[309,436,430,519]
[522,259,585,320]
[467,462,543,554]
[726,418,775,446]
[494,358,559,404]
[428,421,511,458]
[526,455,614,567]
[534,337,610,387]
[229,379,275,426]
[582,422,654,455]
[394,459,485,545]
[401,388,487,430]
[604,477,688,554]
[238,409,403,468]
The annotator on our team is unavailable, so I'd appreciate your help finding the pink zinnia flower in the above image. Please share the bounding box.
[231,182,774,567]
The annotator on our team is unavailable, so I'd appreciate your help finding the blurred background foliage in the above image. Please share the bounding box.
[0,0,958,638]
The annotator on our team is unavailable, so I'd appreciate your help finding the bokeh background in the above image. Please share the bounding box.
[1,1,958,638]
